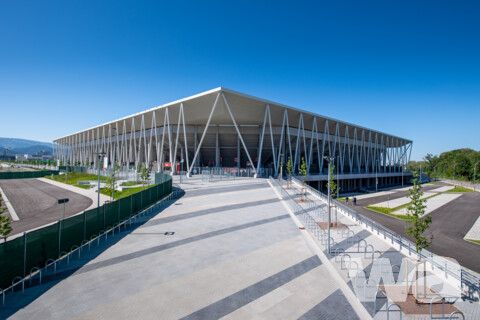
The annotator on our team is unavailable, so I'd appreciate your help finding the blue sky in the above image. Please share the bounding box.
[0,1,479,160]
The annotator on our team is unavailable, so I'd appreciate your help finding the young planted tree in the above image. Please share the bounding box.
[140,165,150,190]
[135,162,143,183]
[327,164,339,225]
[327,164,339,199]
[299,157,308,184]
[105,173,116,201]
[0,194,12,239]
[405,172,433,260]
[286,157,293,188]
[299,157,309,201]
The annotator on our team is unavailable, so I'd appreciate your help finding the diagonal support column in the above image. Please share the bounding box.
[187,93,221,177]
[221,92,257,177]
[256,105,268,174]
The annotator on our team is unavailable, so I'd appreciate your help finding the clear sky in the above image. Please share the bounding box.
[1,1,479,160]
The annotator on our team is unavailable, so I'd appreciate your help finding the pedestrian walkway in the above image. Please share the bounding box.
[396,193,462,215]
[1,179,366,319]
[464,217,480,241]
[270,178,480,319]
[370,185,454,208]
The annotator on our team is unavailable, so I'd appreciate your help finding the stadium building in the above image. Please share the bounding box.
[53,87,413,192]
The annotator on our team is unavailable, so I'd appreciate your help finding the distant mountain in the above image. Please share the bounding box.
[0,137,53,155]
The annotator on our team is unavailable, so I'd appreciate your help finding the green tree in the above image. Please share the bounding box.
[0,194,12,239]
[405,172,433,259]
[299,157,308,184]
[136,162,143,182]
[326,164,339,225]
[299,157,309,201]
[327,164,339,199]
[140,165,150,190]
[286,157,293,188]
[105,172,117,201]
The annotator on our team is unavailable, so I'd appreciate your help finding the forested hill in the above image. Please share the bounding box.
[0,137,53,155]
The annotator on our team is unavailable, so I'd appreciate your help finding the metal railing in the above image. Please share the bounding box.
[290,176,480,300]
[0,188,183,308]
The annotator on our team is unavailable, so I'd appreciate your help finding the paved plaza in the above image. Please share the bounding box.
[270,178,480,320]
[1,178,363,320]
[2,176,479,319]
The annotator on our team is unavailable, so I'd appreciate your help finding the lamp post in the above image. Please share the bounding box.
[324,156,335,255]
[111,127,116,201]
[474,161,480,191]
[336,156,339,199]
[401,161,404,187]
[453,163,458,182]
[375,159,378,192]
[95,152,106,208]
[432,164,439,182]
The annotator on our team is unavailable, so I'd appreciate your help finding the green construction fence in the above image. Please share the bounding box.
[58,166,87,173]
[0,170,59,180]
[0,174,172,290]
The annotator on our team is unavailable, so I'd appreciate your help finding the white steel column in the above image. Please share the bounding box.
[256,105,268,174]
[187,92,221,177]
[180,103,190,172]
[221,92,256,176]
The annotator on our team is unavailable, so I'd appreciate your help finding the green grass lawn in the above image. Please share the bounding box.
[364,192,443,220]
[75,184,92,190]
[365,206,413,220]
[45,172,107,190]
[446,186,477,193]
[46,172,107,185]
[99,185,154,199]
[121,181,142,186]
[466,239,480,245]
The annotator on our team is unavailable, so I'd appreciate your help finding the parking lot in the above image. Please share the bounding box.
[352,183,480,273]
[0,178,92,236]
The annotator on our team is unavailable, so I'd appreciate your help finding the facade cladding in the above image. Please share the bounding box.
[54,88,413,191]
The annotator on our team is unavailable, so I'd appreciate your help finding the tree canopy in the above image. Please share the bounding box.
[409,148,480,181]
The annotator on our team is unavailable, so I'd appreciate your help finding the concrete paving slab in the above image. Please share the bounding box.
[429,185,455,193]
[275,179,480,319]
[464,216,480,241]
[371,192,436,208]
[3,179,361,320]
[396,193,462,215]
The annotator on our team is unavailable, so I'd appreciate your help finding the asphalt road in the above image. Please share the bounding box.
[354,184,442,206]
[0,178,92,236]
[350,183,480,273]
